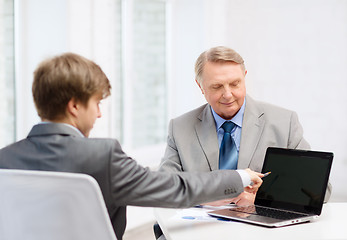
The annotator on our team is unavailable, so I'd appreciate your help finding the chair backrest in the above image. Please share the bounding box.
[0,169,117,240]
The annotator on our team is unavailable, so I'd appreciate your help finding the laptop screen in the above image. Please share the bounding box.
[255,147,333,215]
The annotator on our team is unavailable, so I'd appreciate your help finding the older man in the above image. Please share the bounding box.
[159,46,331,205]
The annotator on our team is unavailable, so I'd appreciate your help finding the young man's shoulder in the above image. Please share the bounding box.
[76,137,121,150]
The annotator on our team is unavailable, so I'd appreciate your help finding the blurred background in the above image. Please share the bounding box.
[1,0,346,238]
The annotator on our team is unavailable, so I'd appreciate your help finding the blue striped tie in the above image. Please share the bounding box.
[219,121,238,169]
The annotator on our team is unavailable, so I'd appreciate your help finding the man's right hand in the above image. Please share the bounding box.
[244,168,263,194]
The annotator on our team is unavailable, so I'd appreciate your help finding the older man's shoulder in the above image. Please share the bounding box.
[247,96,296,118]
[173,104,209,121]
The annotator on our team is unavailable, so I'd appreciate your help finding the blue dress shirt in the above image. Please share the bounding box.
[211,99,251,186]
[211,99,246,150]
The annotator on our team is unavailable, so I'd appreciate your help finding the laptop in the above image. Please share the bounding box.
[208,147,333,227]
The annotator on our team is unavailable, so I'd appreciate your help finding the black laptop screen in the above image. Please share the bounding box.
[255,147,333,215]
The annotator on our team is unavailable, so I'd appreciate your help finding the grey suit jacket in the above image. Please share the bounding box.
[160,95,331,200]
[0,123,244,240]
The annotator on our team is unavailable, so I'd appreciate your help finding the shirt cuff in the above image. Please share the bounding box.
[236,169,251,187]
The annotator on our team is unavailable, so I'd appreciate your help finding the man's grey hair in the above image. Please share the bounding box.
[195,46,246,84]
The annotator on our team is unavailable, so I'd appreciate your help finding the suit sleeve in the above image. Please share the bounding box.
[158,119,185,172]
[108,139,244,208]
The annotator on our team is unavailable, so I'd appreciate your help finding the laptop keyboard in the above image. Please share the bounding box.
[229,205,307,220]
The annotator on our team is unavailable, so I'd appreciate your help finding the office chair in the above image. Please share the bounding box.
[0,169,117,240]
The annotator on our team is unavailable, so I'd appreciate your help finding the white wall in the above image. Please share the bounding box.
[167,0,207,118]
[15,0,119,141]
[170,0,347,201]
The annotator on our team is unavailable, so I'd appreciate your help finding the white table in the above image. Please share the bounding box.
[154,202,347,240]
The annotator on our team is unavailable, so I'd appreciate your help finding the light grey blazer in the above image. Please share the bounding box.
[160,95,331,200]
[0,123,244,240]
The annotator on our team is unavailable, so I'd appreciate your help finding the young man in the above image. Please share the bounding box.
[0,53,263,240]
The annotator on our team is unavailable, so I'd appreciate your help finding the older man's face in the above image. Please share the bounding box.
[197,61,247,120]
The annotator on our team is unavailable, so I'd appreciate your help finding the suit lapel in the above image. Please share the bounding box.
[238,95,265,169]
[195,105,220,171]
